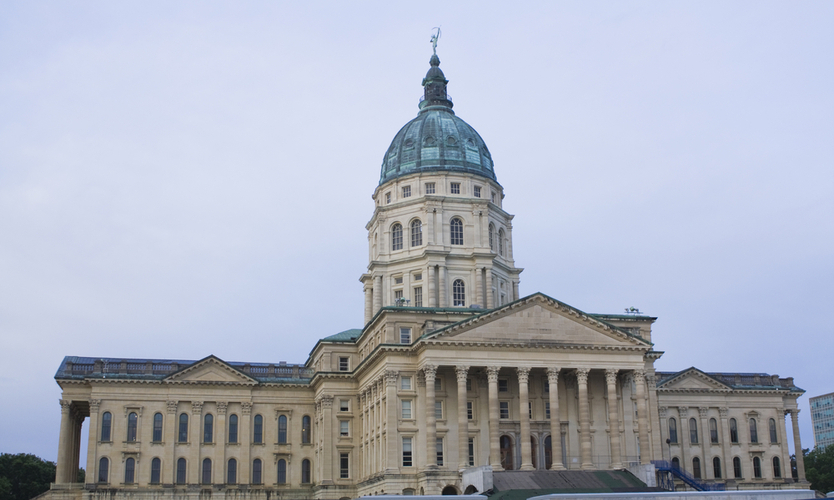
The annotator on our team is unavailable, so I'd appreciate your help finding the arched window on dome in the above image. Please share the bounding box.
[450,218,463,246]
[498,228,505,256]
[453,279,465,306]
[488,223,495,251]
[411,220,422,247]
[392,223,403,251]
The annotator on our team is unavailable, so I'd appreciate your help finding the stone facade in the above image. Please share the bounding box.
[49,50,808,500]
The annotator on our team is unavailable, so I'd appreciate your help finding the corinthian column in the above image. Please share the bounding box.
[55,400,72,483]
[85,400,100,486]
[605,369,622,469]
[633,370,650,465]
[373,275,382,314]
[790,409,806,481]
[517,367,534,470]
[487,366,502,470]
[456,366,470,469]
[576,368,593,469]
[385,371,399,471]
[547,368,564,470]
[424,364,438,468]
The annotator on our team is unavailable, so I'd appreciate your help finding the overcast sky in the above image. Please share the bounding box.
[1,1,832,463]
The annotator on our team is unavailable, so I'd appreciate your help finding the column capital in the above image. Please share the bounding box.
[384,370,399,386]
[516,366,531,384]
[319,395,334,409]
[604,368,619,385]
[788,408,800,416]
[166,400,178,414]
[423,363,438,383]
[89,399,101,413]
[575,368,590,384]
[546,367,560,382]
[659,406,667,418]
[698,407,709,418]
[191,401,203,414]
[678,406,689,416]
[455,365,470,383]
[217,402,228,415]
[241,401,253,415]
[720,407,729,419]
[59,399,71,414]
[632,369,646,383]
[646,373,657,386]
[486,366,501,382]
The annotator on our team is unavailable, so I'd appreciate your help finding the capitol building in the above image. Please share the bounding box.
[49,48,809,499]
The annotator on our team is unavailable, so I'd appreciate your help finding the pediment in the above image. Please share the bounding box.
[658,368,731,391]
[429,294,650,349]
[165,356,257,385]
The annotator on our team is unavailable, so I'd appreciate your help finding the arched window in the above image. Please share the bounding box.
[252,459,262,484]
[204,414,213,443]
[668,418,678,443]
[488,223,495,251]
[671,457,680,469]
[253,414,263,444]
[302,415,311,443]
[98,457,109,483]
[228,414,238,443]
[709,418,719,443]
[498,228,505,256]
[101,412,112,441]
[127,412,138,442]
[176,458,187,484]
[729,418,738,443]
[178,413,188,443]
[773,456,781,478]
[153,413,163,442]
[411,220,422,247]
[391,223,403,251]
[689,417,698,444]
[452,279,465,306]
[201,458,212,484]
[753,456,762,478]
[301,459,311,484]
[150,457,161,484]
[733,457,742,478]
[277,459,287,484]
[713,457,722,478]
[769,418,778,443]
[450,218,463,245]
[227,458,237,484]
[278,415,288,444]
[692,457,701,479]
[749,418,758,443]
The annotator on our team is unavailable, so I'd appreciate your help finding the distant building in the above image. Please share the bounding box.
[46,47,810,500]
[810,392,834,449]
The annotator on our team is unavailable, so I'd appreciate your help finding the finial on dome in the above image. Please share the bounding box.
[430,27,441,55]
[420,28,452,110]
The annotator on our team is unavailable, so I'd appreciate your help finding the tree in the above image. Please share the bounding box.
[805,445,834,494]
[0,454,83,500]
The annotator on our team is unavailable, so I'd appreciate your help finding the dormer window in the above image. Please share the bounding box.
[451,182,460,194]
[425,183,435,194]
[474,186,481,198]
[402,186,411,198]
[385,192,391,204]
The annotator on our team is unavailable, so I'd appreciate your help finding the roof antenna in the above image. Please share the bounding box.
[430,27,441,55]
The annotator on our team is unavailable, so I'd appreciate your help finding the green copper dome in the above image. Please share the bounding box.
[379,55,496,186]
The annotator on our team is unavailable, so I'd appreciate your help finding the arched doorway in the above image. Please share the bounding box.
[544,435,553,469]
[500,435,514,470]
[464,485,478,494]
[531,436,538,469]
[442,485,459,495]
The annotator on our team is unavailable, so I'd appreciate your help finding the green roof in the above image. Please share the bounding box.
[321,329,362,342]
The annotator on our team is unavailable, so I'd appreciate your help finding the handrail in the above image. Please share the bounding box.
[652,460,725,491]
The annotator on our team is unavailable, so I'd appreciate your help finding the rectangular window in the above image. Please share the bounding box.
[450,182,460,194]
[385,192,391,204]
[401,376,412,391]
[545,402,551,420]
[413,273,422,281]
[529,402,533,419]
[466,378,473,391]
[339,357,349,371]
[474,186,481,198]
[498,379,509,392]
[394,289,403,302]
[467,401,473,420]
[339,399,349,412]
[400,327,411,344]
[436,438,444,466]
[394,276,403,285]
[402,437,413,466]
[543,379,550,393]
[340,420,349,437]
[402,186,411,198]
[468,438,475,466]
[500,401,510,419]
[413,287,423,307]
[340,453,349,479]
[435,377,442,391]
[425,183,435,194]
[491,192,496,203]
[401,400,412,419]
[435,401,443,419]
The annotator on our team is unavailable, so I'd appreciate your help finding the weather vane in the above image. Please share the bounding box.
[430,27,441,55]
